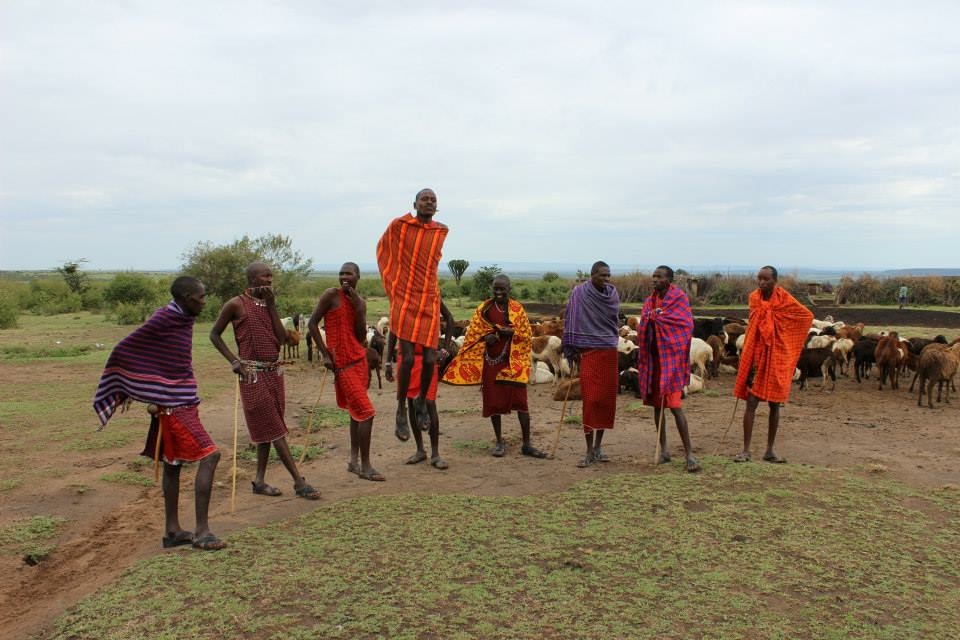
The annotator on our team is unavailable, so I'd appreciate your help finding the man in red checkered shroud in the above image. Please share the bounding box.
[211,262,320,500]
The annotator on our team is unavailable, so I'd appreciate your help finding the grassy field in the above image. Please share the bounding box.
[53,460,960,639]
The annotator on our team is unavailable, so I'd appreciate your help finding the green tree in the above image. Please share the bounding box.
[472,264,502,299]
[104,273,159,306]
[180,234,313,302]
[56,259,90,294]
[447,259,470,287]
[542,271,560,282]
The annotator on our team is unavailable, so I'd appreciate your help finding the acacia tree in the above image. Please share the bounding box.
[447,259,469,287]
[472,264,502,299]
[56,259,90,294]
[180,234,313,301]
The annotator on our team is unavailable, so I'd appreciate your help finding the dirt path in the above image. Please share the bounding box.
[2,361,959,639]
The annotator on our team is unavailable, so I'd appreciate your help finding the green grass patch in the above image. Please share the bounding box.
[64,428,137,452]
[0,477,22,491]
[452,439,491,454]
[298,405,351,430]
[100,471,155,487]
[438,407,478,416]
[237,444,326,463]
[53,462,960,638]
[0,344,94,359]
[563,414,582,424]
[0,515,66,564]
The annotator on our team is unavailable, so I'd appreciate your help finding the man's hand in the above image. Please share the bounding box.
[484,333,498,346]
[232,360,255,384]
[321,353,335,371]
[498,326,515,339]
[342,284,362,310]
[384,362,395,382]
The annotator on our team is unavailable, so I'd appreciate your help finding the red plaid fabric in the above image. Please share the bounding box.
[335,360,376,421]
[141,405,217,465]
[235,296,288,443]
[636,284,693,398]
[325,292,375,421]
[580,348,617,432]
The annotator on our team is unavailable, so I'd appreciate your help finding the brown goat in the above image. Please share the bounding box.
[915,343,960,408]
[874,333,903,390]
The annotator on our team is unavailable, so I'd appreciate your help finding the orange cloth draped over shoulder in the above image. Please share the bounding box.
[377,213,449,349]
[442,298,532,386]
[734,286,814,404]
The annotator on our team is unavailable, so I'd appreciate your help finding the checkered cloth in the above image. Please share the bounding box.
[235,295,289,444]
[636,284,693,399]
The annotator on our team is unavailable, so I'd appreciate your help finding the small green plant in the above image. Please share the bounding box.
[101,471,155,487]
[453,439,491,454]
[0,477,22,492]
[0,516,65,564]
[298,406,351,429]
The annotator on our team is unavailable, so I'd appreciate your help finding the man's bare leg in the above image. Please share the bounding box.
[671,408,699,472]
[519,412,547,458]
[356,417,384,480]
[763,402,786,463]
[416,348,438,430]
[490,415,505,456]
[736,394,761,462]
[407,399,427,464]
[653,408,671,463]
[394,340,416,441]
[272,437,318,497]
[192,451,225,549]
[162,463,190,544]
[251,442,281,495]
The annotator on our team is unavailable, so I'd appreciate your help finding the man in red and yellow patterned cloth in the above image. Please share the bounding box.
[733,265,814,464]
[377,188,449,441]
[443,274,548,459]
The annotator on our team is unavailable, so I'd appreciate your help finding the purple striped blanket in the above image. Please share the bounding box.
[93,301,199,427]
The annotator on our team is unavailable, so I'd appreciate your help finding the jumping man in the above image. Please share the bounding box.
[377,188,449,441]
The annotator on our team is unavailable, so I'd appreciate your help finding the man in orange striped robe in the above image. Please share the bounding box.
[377,188,449,441]
[733,266,813,464]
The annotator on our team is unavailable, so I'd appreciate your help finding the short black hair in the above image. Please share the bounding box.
[170,275,202,301]
[655,265,674,281]
[590,261,610,275]
[414,188,435,202]
[245,261,270,284]
[341,261,360,276]
[760,265,778,280]
[493,274,511,286]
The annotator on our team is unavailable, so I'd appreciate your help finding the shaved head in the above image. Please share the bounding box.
[245,261,271,284]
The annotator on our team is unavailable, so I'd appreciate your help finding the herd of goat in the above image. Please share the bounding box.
[278,311,960,410]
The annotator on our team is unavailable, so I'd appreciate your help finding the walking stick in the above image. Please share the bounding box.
[231,375,240,513]
[653,395,666,465]
[550,380,573,459]
[300,367,329,465]
[715,398,740,455]
[152,411,163,483]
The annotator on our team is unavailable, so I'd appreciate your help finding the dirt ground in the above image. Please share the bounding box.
[3,352,960,639]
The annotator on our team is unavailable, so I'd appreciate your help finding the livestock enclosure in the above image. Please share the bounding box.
[1,308,959,638]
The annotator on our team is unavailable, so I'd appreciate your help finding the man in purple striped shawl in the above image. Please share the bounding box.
[636,265,700,472]
[563,261,621,467]
[92,276,225,551]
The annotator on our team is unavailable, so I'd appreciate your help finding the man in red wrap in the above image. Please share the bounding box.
[733,265,814,464]
[308,262,383,481]
[93,276,225,550]
[211,262,320,499]
[636,266,700,472]
[563,261,621,468]
[442,275,548,459]
[377,188,449,441]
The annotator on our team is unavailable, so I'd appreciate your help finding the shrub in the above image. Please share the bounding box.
[542,271,560,282]
[472,265,502,299]
[0,290,19,329]
[114,303,152,325]
[104,273,159,307]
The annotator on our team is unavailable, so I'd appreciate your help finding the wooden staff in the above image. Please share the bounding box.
[150,406,162,483]
[231,376,240,513]
[549,380,573,459]
[715,398,740,455]
[300,367,330,465]
[653,395,666,465]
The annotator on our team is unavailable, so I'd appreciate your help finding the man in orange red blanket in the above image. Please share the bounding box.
[210,261,320,500]
[308,262,382,481]
[636,265,700,472]
[733,265,813,464]
[563,261,621,468]
[443,274,548,459]
[377,188,449,441]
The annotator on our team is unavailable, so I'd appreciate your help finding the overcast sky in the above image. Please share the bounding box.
[2,1,958,273]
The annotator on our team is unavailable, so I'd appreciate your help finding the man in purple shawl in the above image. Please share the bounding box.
[636,266,700,472]
[563,261,621,467]
[92,276,226,550]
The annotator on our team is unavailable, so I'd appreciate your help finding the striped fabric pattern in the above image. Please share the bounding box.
[377,213,448,348]
[636,284,694,397]
[93,302,199,426]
